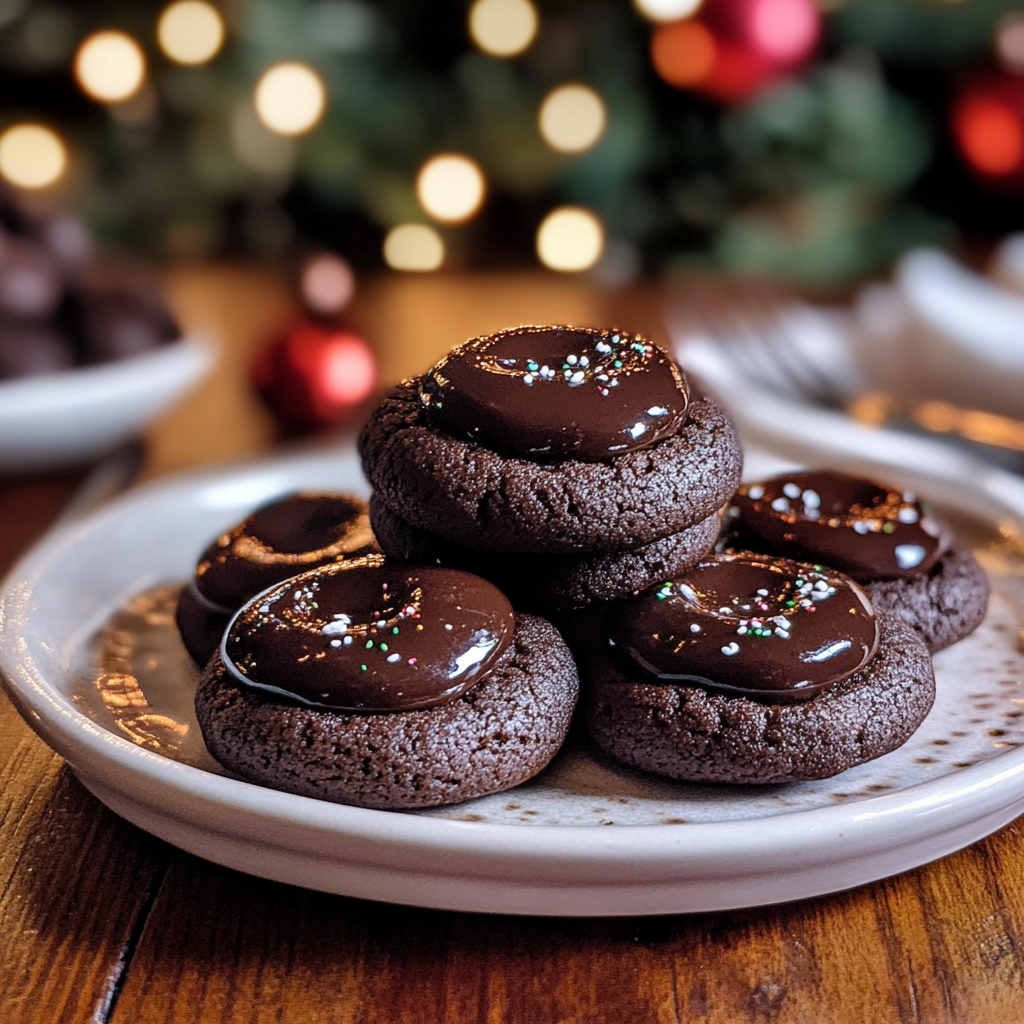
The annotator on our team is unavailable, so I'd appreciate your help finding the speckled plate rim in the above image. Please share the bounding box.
[3,443,1024,916]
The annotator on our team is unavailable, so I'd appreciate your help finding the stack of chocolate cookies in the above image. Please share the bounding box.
[185,322,990,809]
[360,325,742,617]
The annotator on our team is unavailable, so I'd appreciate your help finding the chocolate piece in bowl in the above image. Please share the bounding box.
[195,561,579,809]
[359,325,742,557]
[584,553,935,784]
[726,470,989,652]
[175,493,379,666]
[0,235,64,320]
[0,321,74,380]
[70,285,181,364]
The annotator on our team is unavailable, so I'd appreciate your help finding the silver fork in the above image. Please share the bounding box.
[687,297,869,407]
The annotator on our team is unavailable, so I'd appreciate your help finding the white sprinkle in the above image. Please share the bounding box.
[802,489,821,509]
[596,340,611,352]
[771,497,789,512]
[783,482,801,499]
[775,629,790,639]
[737,626,747,635]
[259,605,270,615]
[853,520,870,535]
[387,653,401,663]
[444,623,453,631]
[579,355,589,367]
[567,354,578,365]
[628,421,648,439]
[814,580,829,591]
[895,543,926,569]
[898,506,918,524]
[747,485,764,500]
[523,374,534,385]
[343,636,353,645]
[721,642,740,656]
[689,623,701,633]
[719,606,732,615]
[647,405,668,416]
[772,615,789,628]
[376,619,387,628]
[570,370,585,384]
[756,588,769,597]
[330,639,342,647]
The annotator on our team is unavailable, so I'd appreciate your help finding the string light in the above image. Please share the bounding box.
[383,224,445,271]
[539,84,606,153]
[997,14,1024,73]
[651,20,715,88]
[158,1,225,66]
[301,253,356,315]
[0,124,66,189]
[416,154,486,223]
[75,31,146,103]
[254,62,326,136]
[633,0,704,23]
[536,207,604,272]
[468,0,538,58]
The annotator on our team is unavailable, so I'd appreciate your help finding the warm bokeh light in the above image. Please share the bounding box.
[536,207,604,271]
[254,62,326,136]
[997,14,1024,73]
[468,0,538,58]
[75,31,146,103]
[383,224,445,271]
[747,0,818,65]
[301,253,356,315]
[0,124,66,189]
[158,1,225,66]
[651,20,716,88]
[633,0,704,22]
[954,95,1024,177]
[539,84,607,153]
[416,153,486,223]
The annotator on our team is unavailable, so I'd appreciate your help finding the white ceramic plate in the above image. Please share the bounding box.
[0,337,214,472]
[2,444,1024,917]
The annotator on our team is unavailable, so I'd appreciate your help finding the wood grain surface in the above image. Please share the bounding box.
[3,269,1024,1024]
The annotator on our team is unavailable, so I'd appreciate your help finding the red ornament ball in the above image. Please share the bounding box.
[252,319,376,430]
[651,0,820,104]
[952,72,1024,189]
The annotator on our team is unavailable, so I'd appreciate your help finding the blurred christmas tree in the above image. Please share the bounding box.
[0,0,1022,283]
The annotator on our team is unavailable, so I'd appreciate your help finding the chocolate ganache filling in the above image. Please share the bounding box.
[732,471,950,582]
[607,553,880,703]
[222,561,515,711]
[419,325,690,462]
[194,494,378,612]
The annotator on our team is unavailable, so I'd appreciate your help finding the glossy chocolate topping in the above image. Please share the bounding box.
[223,562,516,712]
[419,325,689,462]
[607,553,879,703]
[732,471,950,582]
[194,494,378,611]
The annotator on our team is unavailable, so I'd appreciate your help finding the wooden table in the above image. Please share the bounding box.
[3,268,1024,1024]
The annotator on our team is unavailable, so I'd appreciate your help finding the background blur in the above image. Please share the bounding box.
[3,0,1024,286]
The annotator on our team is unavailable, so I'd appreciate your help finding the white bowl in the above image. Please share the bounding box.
[0,337,214,472]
